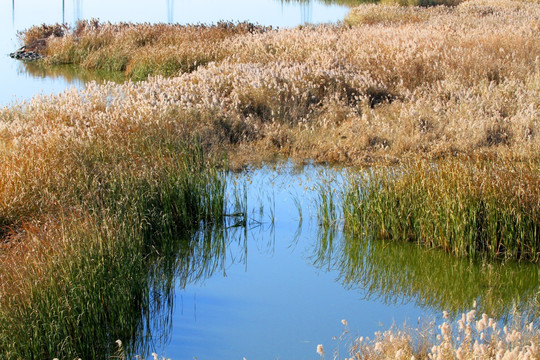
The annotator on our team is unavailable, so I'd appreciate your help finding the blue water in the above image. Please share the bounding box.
[158,164,431,360]
[0,0,349,106]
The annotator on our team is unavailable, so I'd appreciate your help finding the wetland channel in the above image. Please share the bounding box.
[1,1,538,359]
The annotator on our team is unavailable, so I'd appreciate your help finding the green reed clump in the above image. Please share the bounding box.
[313,217,539,317]
[341,158,540,262]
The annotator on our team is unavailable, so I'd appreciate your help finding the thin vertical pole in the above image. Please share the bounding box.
[74,0,82,23]
[300,1,312,25]
[12,0,15,27]
[167,0,174,24]
[62,0,65,23]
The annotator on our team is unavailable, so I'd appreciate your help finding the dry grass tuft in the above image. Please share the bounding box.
[323,309,539,360]
[36,20,271,79]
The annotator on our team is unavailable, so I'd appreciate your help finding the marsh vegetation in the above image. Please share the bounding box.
[17,0,539,166]
[2,0,539,357]
[0,73,243,357]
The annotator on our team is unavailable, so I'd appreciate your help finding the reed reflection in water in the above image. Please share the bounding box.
[19,61,125,84]
[144,222,250,357]
[314,183,539,320]
[9,1,84,26]
[62,0,84,24]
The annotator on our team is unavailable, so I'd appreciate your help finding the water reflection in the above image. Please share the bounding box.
[79,216,250,359]
[167,0,174,24]
[301,2,313,24]
[60,0,83,24]
[19,61,125,84]
[313,198,539,319]
[160,164,537,359]
[11,0,352,29]
[3,162,536,358]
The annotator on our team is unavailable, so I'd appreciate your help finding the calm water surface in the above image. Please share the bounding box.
[151,163,537,360]
[162,164,429,360]
[0,0,349,106]
[1,2,538,360]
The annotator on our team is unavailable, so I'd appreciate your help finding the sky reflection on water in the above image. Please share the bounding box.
[159,164,431,360]
[151,163,538,360]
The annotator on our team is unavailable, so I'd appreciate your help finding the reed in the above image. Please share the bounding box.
[318,307,539,359]
[14,0,539,166]
[0,76,238,357]
[31,20,270,80]
[339,157,540,262]
[0,141,232,358]
[285,0,461,7]
[4,0,540,356]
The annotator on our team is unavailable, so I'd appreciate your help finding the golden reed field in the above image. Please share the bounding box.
[13,0,538,166]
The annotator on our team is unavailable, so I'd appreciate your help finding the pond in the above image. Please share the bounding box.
[1,1,538,360]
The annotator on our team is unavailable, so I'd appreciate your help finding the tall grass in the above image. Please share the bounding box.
[340,158,540,262]
[4,0,540,356]
[15,0,539,166]
[22,21,270,81]
[0,73,239,357]
[0,141,231,359]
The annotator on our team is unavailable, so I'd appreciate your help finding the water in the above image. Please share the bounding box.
[161,164,428,359]
[0,0,349,107]
[150,163,538,360]
[1,2,538,359]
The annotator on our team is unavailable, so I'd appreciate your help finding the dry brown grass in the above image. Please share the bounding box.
[40,20,270,80]
[15,0,538,166]
[318,309,539,360]
[6,0,539,276]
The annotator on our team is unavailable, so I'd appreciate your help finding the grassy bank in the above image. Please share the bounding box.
[337,158,540,262]
[20,21,271,81]
[0,80,236,357]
